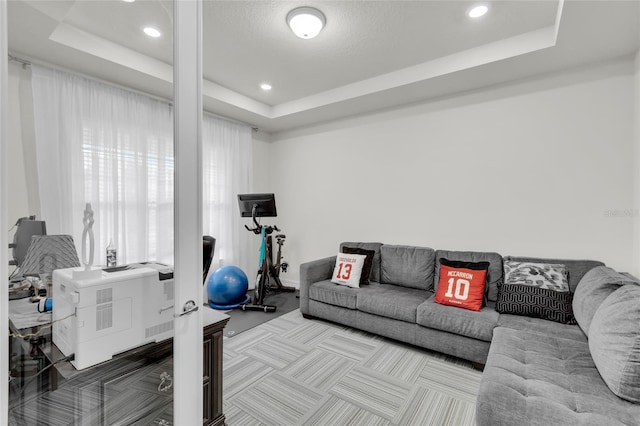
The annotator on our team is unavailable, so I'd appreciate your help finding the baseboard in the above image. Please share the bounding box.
[281,278,299,289]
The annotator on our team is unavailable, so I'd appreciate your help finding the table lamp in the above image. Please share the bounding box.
[20,235,80,297]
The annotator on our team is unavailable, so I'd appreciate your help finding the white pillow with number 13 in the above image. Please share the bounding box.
[331,253,367,288]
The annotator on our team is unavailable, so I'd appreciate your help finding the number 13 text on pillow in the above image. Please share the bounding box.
[331,252,367,288]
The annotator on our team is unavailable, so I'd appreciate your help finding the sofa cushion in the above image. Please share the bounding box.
[308,279,358,309]
[356,283,428,323]
[589,284,640,403]
[416,295,499,342]
[477,326,640,426]
[341,246,375,286]
[434,259,489,311]
[434,250,503,301]
[503,256,605,293]
[498,314,586,343]
[340,242,383,282]
[331,252,367,288]
[573,266,639,336]
[380,245,435,290]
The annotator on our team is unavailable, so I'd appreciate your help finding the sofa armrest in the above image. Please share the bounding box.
[299,256,336,315]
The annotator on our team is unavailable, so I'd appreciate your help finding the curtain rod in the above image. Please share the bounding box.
[8,54,30,67]
[203,110,259,133]
[8,54,260,132]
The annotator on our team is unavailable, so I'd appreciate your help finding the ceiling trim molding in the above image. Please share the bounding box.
[50,22,172,83]
[271,23,560,119]
[45,1,565,123]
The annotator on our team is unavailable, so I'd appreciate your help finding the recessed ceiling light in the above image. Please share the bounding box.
[287,7,326,39]
[260,83,272,91]
[468,4,489,18]
[143,27,161,38]
[122,0,135,3]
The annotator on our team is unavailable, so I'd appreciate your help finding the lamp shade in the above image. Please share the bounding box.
[21,235,80,276]
[287,7,325,39]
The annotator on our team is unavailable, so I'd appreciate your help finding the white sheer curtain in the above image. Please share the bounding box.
[202,114,253,276]
[30,65,253,272]
[31,65,174,264]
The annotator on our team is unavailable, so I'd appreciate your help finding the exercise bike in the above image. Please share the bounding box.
[238,194,295,312]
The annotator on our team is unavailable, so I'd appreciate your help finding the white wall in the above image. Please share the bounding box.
[9,58,638,284]
[266,59,636,283]
[252,131,272,193]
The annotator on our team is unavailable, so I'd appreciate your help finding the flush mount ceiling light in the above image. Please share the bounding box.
[260,83,272,91]
[143,27,161,38]
[286,7,326,39]
[468,4,489,18]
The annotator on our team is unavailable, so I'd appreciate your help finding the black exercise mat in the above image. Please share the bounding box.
[220,290,300,337]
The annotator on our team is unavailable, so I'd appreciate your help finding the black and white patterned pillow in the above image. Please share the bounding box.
[497,261,575,324]
[503,261,569,291]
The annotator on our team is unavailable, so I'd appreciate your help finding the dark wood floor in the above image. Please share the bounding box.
[9,341,175,425]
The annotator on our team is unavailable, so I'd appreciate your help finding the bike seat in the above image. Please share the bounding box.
[276,234,286,239]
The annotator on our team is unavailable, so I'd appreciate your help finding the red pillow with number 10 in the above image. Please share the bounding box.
[435,263,487,311]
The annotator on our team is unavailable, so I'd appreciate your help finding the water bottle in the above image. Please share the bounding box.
[106,239,117,267]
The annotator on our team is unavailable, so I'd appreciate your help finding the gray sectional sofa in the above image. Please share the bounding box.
[299,242,640,425]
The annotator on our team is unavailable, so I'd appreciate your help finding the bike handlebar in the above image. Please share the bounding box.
[244,203,280,235]
[244,223,279,235]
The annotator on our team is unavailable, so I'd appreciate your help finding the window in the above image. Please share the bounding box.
[32,65,253,273]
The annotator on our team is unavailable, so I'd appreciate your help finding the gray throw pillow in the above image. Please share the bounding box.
[573,266,638,336]
[588,285,640,403]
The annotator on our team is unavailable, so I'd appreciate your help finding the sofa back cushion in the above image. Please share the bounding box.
[434,250,503,302]
[503,256,605,293]
[380,245,435,290]
[340,242,383,282]
[588,284,640,403]
[573,266,638,336]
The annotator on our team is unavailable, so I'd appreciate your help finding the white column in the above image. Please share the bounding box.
[634,49,640,277]
[173,0,203,423]
[1,0,9,423]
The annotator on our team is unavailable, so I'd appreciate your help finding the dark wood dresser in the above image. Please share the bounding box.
[202,309,229,425]
[8,303,229,426]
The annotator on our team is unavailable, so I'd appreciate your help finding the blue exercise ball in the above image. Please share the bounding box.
[207,265,250,309]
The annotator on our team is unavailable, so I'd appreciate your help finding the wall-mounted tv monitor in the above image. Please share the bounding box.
[238,193,277,218]
[9,218,47,267]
